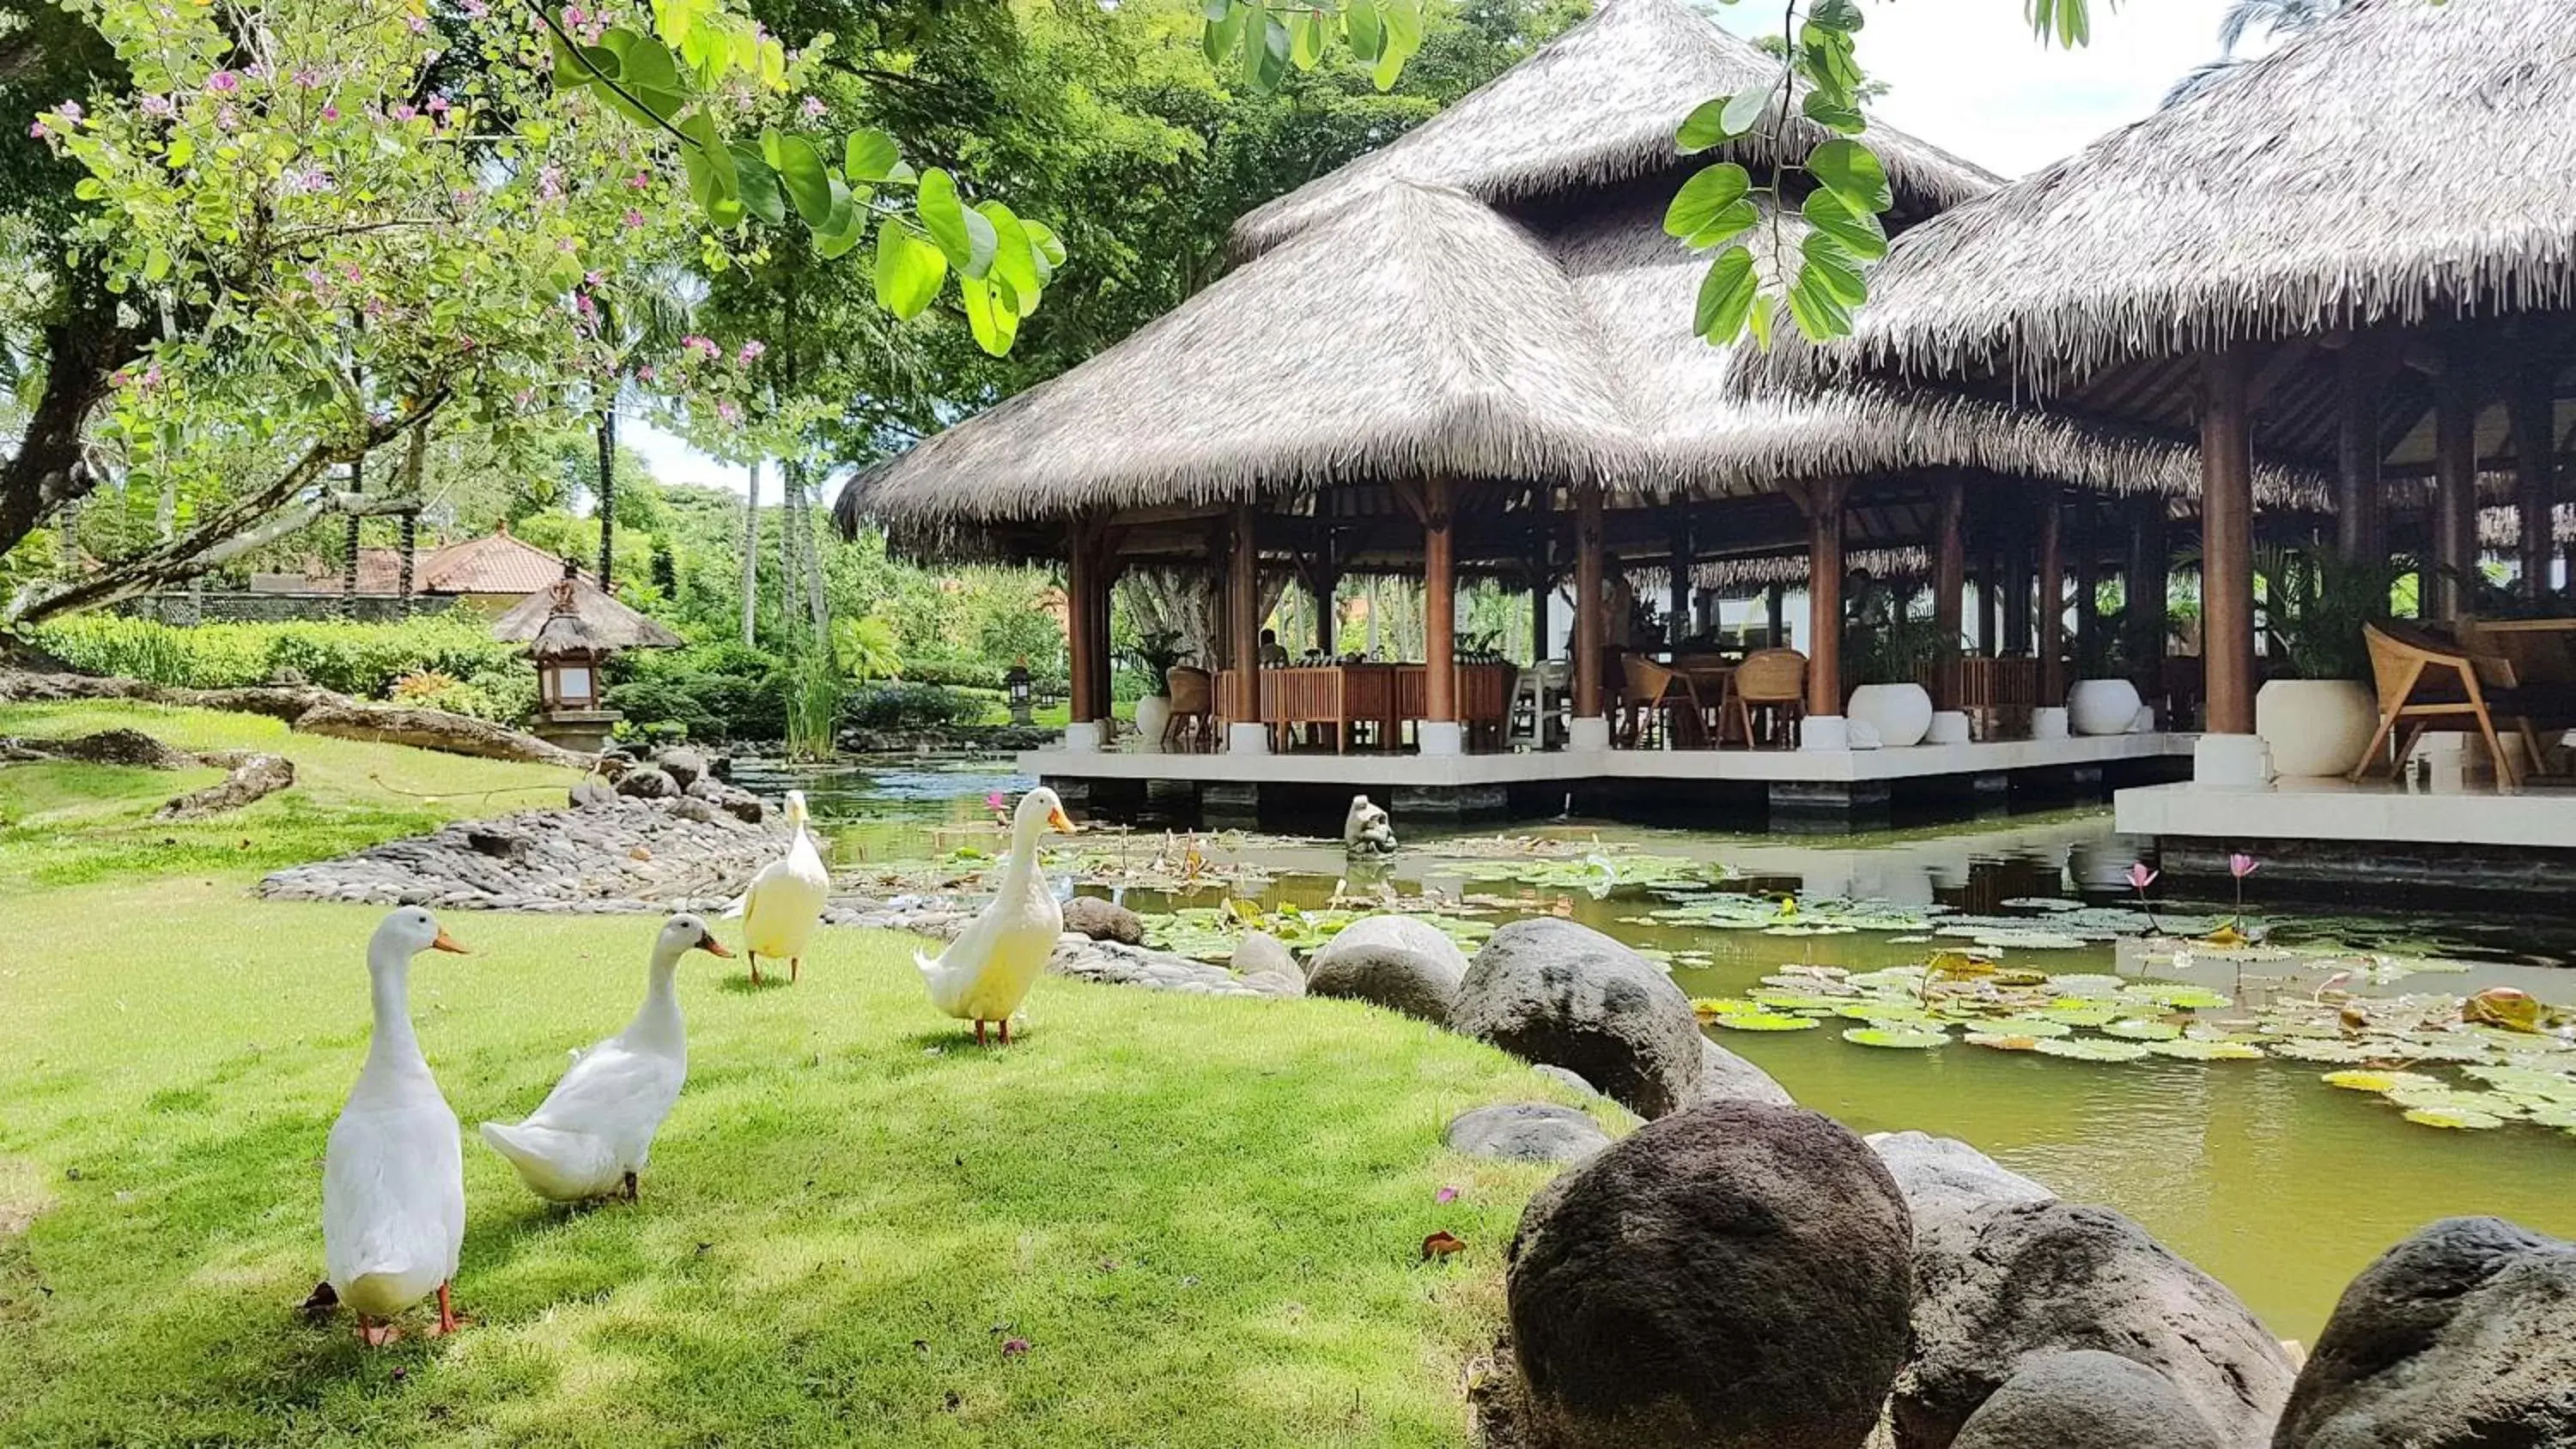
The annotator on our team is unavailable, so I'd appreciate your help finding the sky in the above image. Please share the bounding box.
[632,0,2242,496]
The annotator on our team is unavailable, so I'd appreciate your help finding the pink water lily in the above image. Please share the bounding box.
[2124,863,2157,892]
[2228,853,2258,880]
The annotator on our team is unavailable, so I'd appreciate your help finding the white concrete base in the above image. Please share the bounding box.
[2193,732,2274,788]
[1063,721,1103,754]
[1567,716,1612,753]
[1925,711,1971,746]
[2032,706,2070,741]
[1801,715,1850,752]
[1418,721,1466,757]
[1226,722,1271,756]
[2119,774,2576,850]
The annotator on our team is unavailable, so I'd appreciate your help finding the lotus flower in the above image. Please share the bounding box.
[2125,863,2157,892]
[2228,853,2258,880]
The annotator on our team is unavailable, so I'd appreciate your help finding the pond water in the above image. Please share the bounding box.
[735,755,2576,1343]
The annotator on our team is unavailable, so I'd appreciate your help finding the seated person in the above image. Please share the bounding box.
[1257,627,1291,667]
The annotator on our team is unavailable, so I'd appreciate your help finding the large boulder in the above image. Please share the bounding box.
[1696,1035,1794,1106]
[1953,1351,2224,1449]
[1230,929,1297,979]
[1507,1100,1913,1449]
[568,777,617,809]
[684,775,767,823]
[1897,1200,2295,1449]
[615,765,677,800]
[1451,919,1704,1119]
[655,746,708,790]
[2271,1216,2576,1449]
[1062,895,1145,945]
[1868,1131,2052,1233]
[1304,916,1469,1022]
[1445,1103,1611,1165]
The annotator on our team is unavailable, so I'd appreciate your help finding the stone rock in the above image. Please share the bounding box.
[569,777,617,809]
[655,746,708,790]
[1445,1103,1610,1165]
[1306,943,1462,1022]
[1508,1101,1913,1449]
[1532,1064,1604,1098]
[1230,929,1297,980]
[1450,918,1704,1119]
[1868,1131,2052,1233]
[615,766,677,799]
[685,775,766,823]
[1062,894,1145,945]
[1310,914,1470,980]
[670,796,719,824]
[1952,1351,2223,1449]
[708,755,733,781]
[1896,1200,2295,1449]
[464,828,526,861]
[2272,1216,2576,1449]
[1696,1034,1794,1106]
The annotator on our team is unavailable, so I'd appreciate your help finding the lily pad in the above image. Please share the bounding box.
[2103,1018,2184,1041]
[2032,1037,2154,1063]
[1842,1026,1951,1050]
[1965,1032,2045,1052]
[2262,1039,2382,1064]
[2146,1039,2264,1061]
[2129,983,2233,1009]
[1984,1016,2075,1039]
[2402,1106,2507,1130]
[1710,1011,1819,1032]
[2323,1070,2445,1094]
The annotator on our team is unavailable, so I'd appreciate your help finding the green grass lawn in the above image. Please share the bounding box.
[0,711,1608,1446]
[0,701,576,892]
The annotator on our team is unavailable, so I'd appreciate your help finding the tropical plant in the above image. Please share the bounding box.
[1120,628,1189,697]
[1842,576,1946,687]
[2257,543,2409,682]
[2164,0,2350,106]
[831,613,904,684]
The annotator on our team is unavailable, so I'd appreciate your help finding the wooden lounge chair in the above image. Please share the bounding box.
[2350,622,2546,789]
[1619,655,1707,749]
[1164,665,1214,753]
[1731,648,1807,749]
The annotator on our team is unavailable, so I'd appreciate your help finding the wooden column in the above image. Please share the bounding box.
[1665,506,1691,646]
[1932,478,1966,662]
[1066,519,1097,724]
[1797,479,1850,718]
[2038,488,2066,702]
[2512,364,2556,602]
[1529,579,1550,661]
[1091,553,1117,721]
[1227,504,1259,725]
[2071,496,2099,675]
[1423,477,1457,724]
[1765,581,1786,646]
[2432,353,2479,621]
[2002,529,2033,656]
[2335,339,2386,565]
[2125,494,2169,701]
[1574,484,1605,718]
[2201,347,2257,736]
[1312,530,1339,657]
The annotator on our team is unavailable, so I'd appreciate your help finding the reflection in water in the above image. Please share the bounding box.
[756,755,2576,1342]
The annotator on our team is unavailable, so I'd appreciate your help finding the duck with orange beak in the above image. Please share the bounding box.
[319,907,471,1346]
[916,787,1078,1044]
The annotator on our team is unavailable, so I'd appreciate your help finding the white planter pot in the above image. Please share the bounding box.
[1131,694,1171,753]
[1845,682,1934,749]
[2066,677,2143,737]
[2255,678,2379,778]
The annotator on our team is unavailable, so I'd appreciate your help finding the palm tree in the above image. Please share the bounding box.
[2163,0,2348,106]
[593,264,703,592]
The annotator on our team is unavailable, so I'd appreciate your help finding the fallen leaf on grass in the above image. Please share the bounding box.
[1421,1231,1467,1261]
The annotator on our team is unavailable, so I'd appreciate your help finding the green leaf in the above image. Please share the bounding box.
[1242,12,1291,92]
[1800,88,1866,135]
[1289,8,1326,70]
[1801,188,1886,260]
[1663,162,1751,240]
[1811,0,1863,30]
[1787,252,1858,341]
[1721,76,1778,138]
[977,200,1042,314]
[1807,138,1893,214]
[2027,0,2093,48]
[872,221,946,320]
[1371,29,1416,91]
[762,130,835,228]
[675,111,739,216]
[959,273,1019,356]
[814,176,863,259]
[1381,0,1424,48]
[730,143,787,225]
[1023,219,1066,280]
[916,169,978,270]
[601,27,682,91]
[1204,3,1249,66]
[844,129,903,185]
[1748,292,1777,349]
[1692,246,1759,343]
[1344,0,1384,65]
[1675,98,1733,153]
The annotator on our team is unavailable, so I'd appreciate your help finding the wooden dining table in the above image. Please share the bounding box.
[1219,663,1514,751]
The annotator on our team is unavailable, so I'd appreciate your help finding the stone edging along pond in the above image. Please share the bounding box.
[257,792,2576,1447]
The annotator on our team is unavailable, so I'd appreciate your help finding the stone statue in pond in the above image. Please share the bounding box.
[1344,795,1396,857]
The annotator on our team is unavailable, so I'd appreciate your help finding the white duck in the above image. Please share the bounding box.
[479,913,730,1203]
[322,906,469,1347]
[729,789,829,984]
[918,786,1076,1045]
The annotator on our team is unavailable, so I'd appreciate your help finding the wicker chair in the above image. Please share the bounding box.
[2351,622,2544,788]
[1730,648,1807,749]
[1164,665,1215,753]
[1619,655,1707,748]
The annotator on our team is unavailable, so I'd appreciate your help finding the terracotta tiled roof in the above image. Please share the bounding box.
[261,526,592,597]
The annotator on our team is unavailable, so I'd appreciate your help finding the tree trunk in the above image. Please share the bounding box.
[597,404,617,591]
[0,671,594,767]
[340,453,364,620]
[739,460,761,646]
[0,305,143,561]
[157,753,295,818]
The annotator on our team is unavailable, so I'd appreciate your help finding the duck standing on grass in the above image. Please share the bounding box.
[479,913,730,1203]
[729,789,829,984]
[316,907,470,1348]
[918,787,1077,1045]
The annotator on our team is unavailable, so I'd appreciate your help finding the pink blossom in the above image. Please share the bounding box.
[140,94,174,118]
[714,399,741,424]
[216,105,237,130]
[635,364,656,382]
[799,95,827,119]
[538,165,563,198]
[460,0,489,16]
[58,100,84,124]
[626,170,652,190]
[575,294,598,317]
[562,4,588,27]
[321,104,341,120]
[26,121,45,140]
[2124,862,2158,893]
[737,340,766,365]
[391,103,418,122]
[681,334,720,361]
[342,261,363,282]
[206,70,240,94]
[2227,852,2258,880]
[427,95,450,116]
[1000,1337,1030,1358]
[406,13,428,33]
[291,69,319,89]
[622,208,646,230]
[1435,1185,1459,1204]
[584,270,605,288]
[245,62,269,81]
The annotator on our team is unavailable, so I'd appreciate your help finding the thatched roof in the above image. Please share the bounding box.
[2479,502,2576,549]
[491,575,683,652]
[1228,0,1997,259]
[1763,0,2576,398]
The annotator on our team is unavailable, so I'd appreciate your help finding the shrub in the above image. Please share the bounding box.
[30,614,533,720]
[841,682,982,734]
[605,643,789,742]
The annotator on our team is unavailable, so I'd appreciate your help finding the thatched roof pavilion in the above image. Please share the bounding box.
[1753,0,2574,750]
[838,0,2324,751]
[492,573,684,652]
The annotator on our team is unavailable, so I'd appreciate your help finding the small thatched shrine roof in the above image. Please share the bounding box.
[492,575,683,654]
[1763,0,2576,401]
[1228,0,1997,259]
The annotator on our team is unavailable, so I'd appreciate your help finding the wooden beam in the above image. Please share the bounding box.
[1666,504,1691,646]
[1799,478,1851,718]
[2243,339,2309,410]
[2514,363,2557,602]
[1227,503,1260,726]
[1575,484,1605,718]
[1932,478,1965,703]
[2125,494,2170,704]
[2202,347,2258,735]
[1065,518,1097,725]
[2038,488,2066,704]
[2432,349,2480,621]
[1425,477,1457,724]
[2071,494,2099,682]
[2334,336,2388,564]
